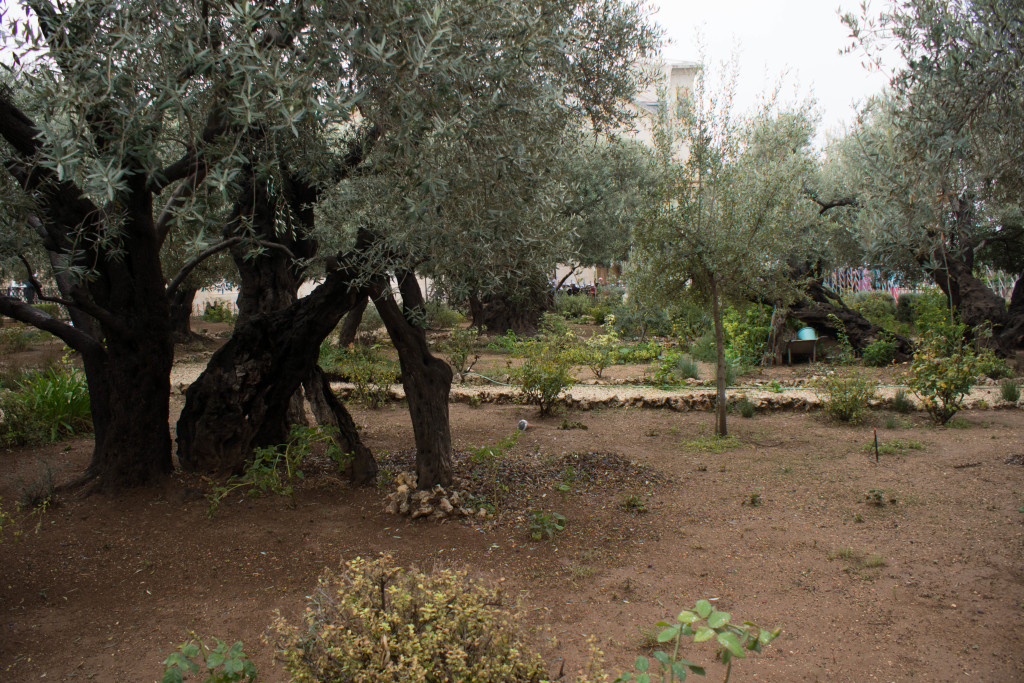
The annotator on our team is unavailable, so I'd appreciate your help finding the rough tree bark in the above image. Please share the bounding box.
[928,255,1024,355]
[709,277,728,437]
[372,272,455,489]
[169,286,198,344]
[469,287,550,336]
[337,295,369,347]
[176,259,369,475]
[0,94,174,491]
[302,366,377,484]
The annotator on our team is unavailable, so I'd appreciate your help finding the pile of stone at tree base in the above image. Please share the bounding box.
[383,471,492,521]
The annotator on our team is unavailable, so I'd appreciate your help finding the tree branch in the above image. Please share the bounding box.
[165,237,244,297]
[155,170,208,246]
[0,295,104,356]
[18,254,77,308]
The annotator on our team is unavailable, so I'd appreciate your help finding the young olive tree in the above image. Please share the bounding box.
[631,67,818,436]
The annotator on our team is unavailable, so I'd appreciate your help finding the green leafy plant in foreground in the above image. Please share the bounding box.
[908,330,979,425]
[469,431,520,508]
[616,599,780,683]
[162,633,256,683]
[528,509,566,541]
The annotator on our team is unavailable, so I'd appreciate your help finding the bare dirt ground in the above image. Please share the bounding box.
[1,324,1024,682]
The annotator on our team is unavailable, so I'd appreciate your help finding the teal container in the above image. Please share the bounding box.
[797,327,817,340]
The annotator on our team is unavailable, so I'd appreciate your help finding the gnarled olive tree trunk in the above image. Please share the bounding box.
[372,272,454,489]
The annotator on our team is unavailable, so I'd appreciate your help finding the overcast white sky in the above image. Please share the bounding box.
[650,0,898,140]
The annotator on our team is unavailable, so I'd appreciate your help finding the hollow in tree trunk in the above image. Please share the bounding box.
[372,272,454,489]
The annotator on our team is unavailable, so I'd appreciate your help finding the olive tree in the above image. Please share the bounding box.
[630,67,819,436]
[841,0,1024,353]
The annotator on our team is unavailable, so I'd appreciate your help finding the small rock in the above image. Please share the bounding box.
[411,504,433,519]
[476,508,489,519]
[438,498,454,514]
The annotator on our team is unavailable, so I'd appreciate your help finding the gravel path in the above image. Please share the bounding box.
[170,361,1019,411]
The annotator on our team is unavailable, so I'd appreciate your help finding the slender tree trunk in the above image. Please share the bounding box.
[710,277,728,438]
[169,286,197,344]
[372,273,454,489]
[337,295,368,347]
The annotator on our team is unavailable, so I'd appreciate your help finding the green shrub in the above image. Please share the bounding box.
[669,301,713,345]
[736,396,756,418]
[722,305,771,366]
[487,329,521,353]
[688,331,717,363]
[714,359,739,386]
[201,301,236,323]
[892,388,914,414]
[425,301,465,330]
[975,348,1011,379]
[817,370,877,424]
[31,302,64,319]
[862,334,897,367]
[437,327,481,382]
[0,363,92,447]
[574,325,619,379]
[1001,379,1021,403]
[909,331,979,425]
[844,291,896,327]
[272,556,549,683]
[162,634,257,683]
[610,304,673,339]
[911,290,953,337]
[615,340,663,364]
[650,351,699,385]
[321,344,399,409]
[508,338,575,416]
[357,302,385,334]
[894,293,922,323]
[554,292,593,320]
[590,305,612,326]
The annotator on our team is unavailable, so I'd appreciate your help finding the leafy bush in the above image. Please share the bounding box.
[825,313,856,365]
[615,599,779,683]
[32,302,64,319]
[437,327,481,382]
[573,321,619,378]
[320,344,399,408]
[650,351,699,385]
[272,556,550,683]
[0,363,92,447]
[528,509,567,540]
[0,326,51,353]
[357,301,385,334]
[817,370,877,424]
[894,293,923,323]
[487,329,521,353]
[201,301,236,323]
[670,301,713,346]
[688,331,717,363]
[892,388,914,414]
[862,334,897,367]
[615,340,663,364]
[162,634,257,683]
[975,348,1011,379]
[1000,379,1021,403]
[736,396,756,418]
[425,301,465,330]
[554,292,594,320]
[610,304,674,339]
[722,305,771,366]
[910,290,953,336]
[508,338,576,415]
[908,330,979,425]
[844,291,896,327]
